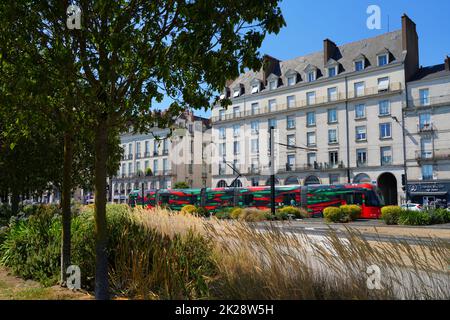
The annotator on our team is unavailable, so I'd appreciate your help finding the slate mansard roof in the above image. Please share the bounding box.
[226,30,406,96]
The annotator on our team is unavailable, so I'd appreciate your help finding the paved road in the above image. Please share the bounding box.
[252,220,450,245]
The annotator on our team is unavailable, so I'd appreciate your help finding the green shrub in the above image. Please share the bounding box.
[323,207,344,223]
[195,207,209,217]
[398,210,431,226]
[340,205,361,220]
[275,210,289,221]
[215,212,230,219]
[381,206,403,225]
[278,206,308,219]
[243,209,270,222]
[230,208,243,220]
[429,208,450,225]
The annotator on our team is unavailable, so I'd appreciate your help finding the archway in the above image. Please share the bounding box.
[304,175,320,186]
[230,179,243,187]
[377,172,398,205]
[285,176,299,185]
[217,180,227,188]
[265,178,280,186]
[353,173,371,184]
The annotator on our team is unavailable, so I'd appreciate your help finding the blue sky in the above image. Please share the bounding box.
[166,0,450,118]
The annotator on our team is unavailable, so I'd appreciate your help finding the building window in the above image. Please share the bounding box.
[421,137,433,159]
[329,151,339,167]
[354,82,365,97]
[377,54,388,66]
[379,100,390,116]
[287,95,296,108]
[419,89,430,106]
[307,153,317,166]
[153,159,158,173]
[306,112,315,126]
[268,99,277,112]
[419,113,431,131]
[163,159,169,174]
[128,163,132,176]
[355,104,366,119]
[329,174,340,185]
[121,164,126,176]
[328,108,337,123]
[308,71,316,82]
[251,103,260,115]
[379,123,392,139]
[219,127,226,139]
[219,143,226,157]
[219,109,225,120]
[287,116,296,129]
[307,132,316,147]
[251,83,260,94]
[355,60,364,71]
[251,139,259,154]
[233,141,240,155]
[233,106,240,118]
[233,124,240,137]
[378,77,390,92]
[306,91,316,105]
[145,141,150,156]
[328,66,337,77]
[422,165,433,181]
[287,134,296,149]
[327,87,337,102]
[251,121,259,134]
[357,149,367,167]
[380,146,392,165]
[233,89,240,98]
[269,80,278,90]
[287,154,296,171]
[287,76,296,86]
[328,129,338,144]
[356,126,367,141]
[268,118,277,129]
[218,164,226,175]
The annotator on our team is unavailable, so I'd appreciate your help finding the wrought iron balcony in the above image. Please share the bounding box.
[415,149,450,161]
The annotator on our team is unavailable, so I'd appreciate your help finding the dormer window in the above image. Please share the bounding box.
[355,60,365,71]
[233,90,240,98]
[376,49,390,66]
[267,73,279,90]
[219,87,230,100]
[308,71,316,82]
[250,79,262,94]
[232,84,244,98]
[304,64,318,83]
[328,67,337,77]
[285,69,298,86]
[378,54,388,66]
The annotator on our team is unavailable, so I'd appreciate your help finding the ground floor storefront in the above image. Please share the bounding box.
[407,181,450,208]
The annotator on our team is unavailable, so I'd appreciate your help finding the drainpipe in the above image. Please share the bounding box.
[345,76,351,183]
[403,80,410,203]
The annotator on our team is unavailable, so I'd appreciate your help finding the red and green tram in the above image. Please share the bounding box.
[128,183,384,219]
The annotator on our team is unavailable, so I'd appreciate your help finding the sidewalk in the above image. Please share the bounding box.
[263,219,450,240]
[0,267,92,300]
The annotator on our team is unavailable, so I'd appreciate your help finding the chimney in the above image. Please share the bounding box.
[262,55,280,83]
[445,56,450,71]
[402,14,420,81]
[323,39,337,65]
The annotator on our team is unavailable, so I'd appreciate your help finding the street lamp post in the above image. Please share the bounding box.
[269,126,276,215]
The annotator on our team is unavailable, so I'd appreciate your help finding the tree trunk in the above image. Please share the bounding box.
[11,191,19,215]
[94,116,109,300]
[60,131,73,286]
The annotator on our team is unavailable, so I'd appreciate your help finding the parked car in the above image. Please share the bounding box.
[401,203,423,211]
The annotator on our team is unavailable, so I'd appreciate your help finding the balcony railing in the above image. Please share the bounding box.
[135,153,142,159]
[212,83,402,123]
[408,94,450,109]
[415,149,450,161]
[417,123,435,133]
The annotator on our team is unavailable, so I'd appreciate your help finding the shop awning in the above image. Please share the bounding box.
[409,191,448,196]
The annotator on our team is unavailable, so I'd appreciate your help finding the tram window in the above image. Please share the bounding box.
[190,195,198,205]
[343,193,353,204]
[283,194,296,205]
[354,193,364,205]
[160,195,170,204]
[243,194,254,206]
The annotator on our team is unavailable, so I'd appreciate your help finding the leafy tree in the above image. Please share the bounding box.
[174,181,190,189]
[2,0,285,299]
